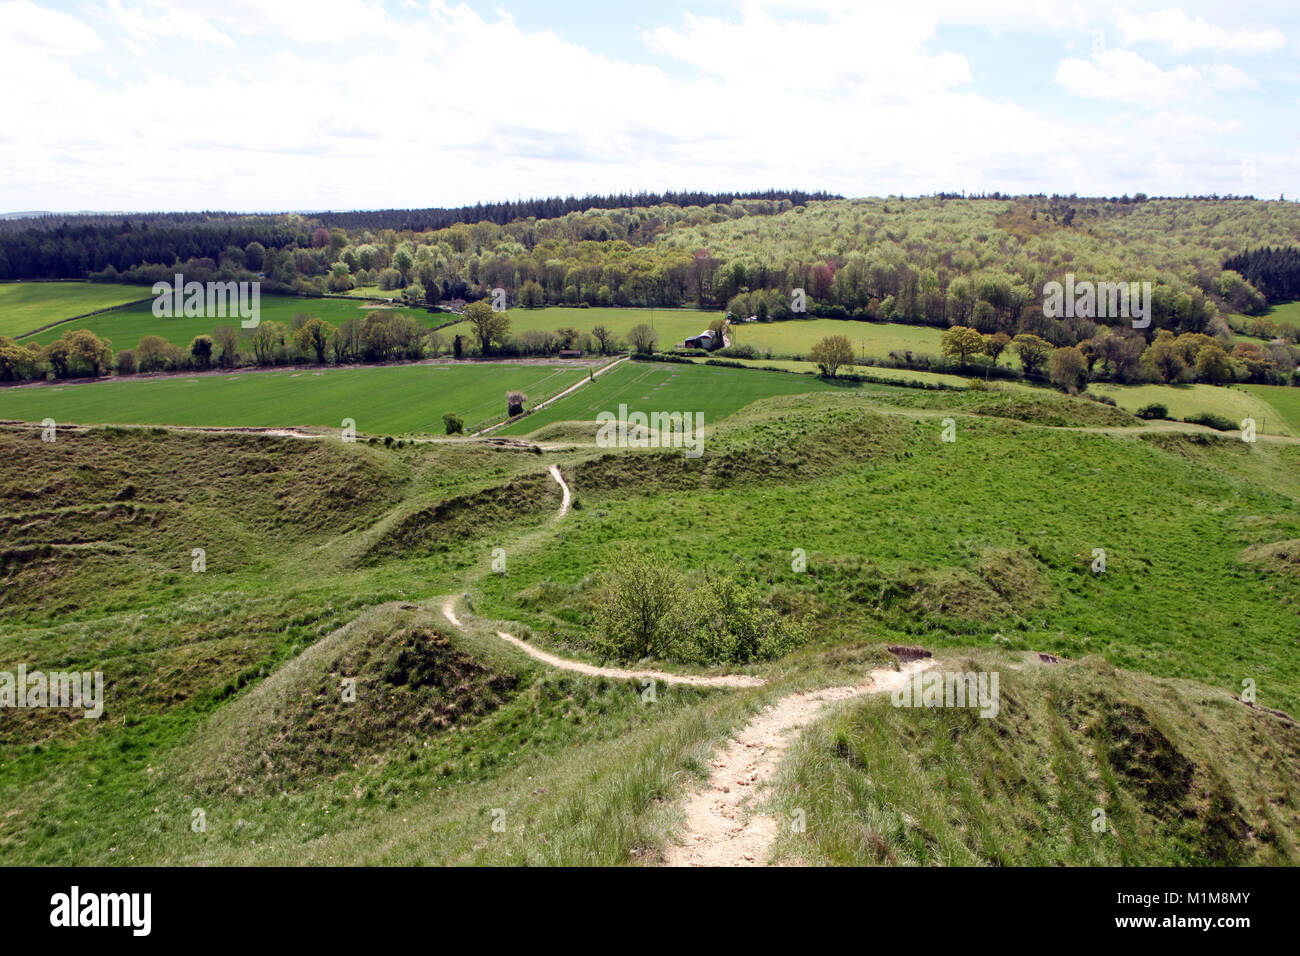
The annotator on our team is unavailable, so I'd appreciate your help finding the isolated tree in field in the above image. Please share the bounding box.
[442,413,464,434]
[1194,343,1233,383]
[983,331,1011,364]
[1049,346,1087,391]
[590,325,613,354]
[809,334,853,377]
[189,334,213,370]
[627,323,658,354]
[1011,333,1053,378]
[592,547,686,660]
[941,325,985,364]
[507,391,527,417]
[213,326,239,369]
[293,316,335,364]
[465,300,510,354]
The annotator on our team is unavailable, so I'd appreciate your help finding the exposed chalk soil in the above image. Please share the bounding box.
[663,658,934,867]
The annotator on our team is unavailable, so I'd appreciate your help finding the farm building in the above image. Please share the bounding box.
[680,325,731,351]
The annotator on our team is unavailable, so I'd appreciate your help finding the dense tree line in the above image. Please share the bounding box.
[310,189,839,232]
[0,190,835,280]
[6,195,1300,364]
[1223,246,1300,304]
[0,306,637,384]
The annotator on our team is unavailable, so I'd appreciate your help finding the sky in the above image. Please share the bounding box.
[2,0,1297,212]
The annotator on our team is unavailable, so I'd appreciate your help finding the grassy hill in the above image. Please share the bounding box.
[1,380,1296,866]
[0,281,154,337]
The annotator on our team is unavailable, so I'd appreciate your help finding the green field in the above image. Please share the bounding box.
[701,356,972,387]
[441,307,948,361]
[0,362,591,434]
[22,293,440,349]
[0,282,154,337]
[495,359,858,436]
[1239,383,1300,434]
[1090,381,1296,436]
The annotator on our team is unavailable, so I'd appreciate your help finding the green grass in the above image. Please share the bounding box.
[2,385,1297,866]
[698,356,972,387]
[22,294,440,348]
[770,652,1300,866]
[495,359,862,436]
[1239,383,1300,434]
[0,362,590,434]
[480,392,1300,715]
[442,306,948,361]
[1232,300,1300,333]
[0,282,154,337]
[1090,381,1295,436]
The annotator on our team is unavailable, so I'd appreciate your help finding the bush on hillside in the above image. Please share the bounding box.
[590,547,806,664]
[1183,412,1235,431]
[1136,403,1169,420]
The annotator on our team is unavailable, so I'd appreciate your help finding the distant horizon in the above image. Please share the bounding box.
[3,191,1296,222]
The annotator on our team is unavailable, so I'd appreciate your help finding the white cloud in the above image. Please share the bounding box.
[1056,48,1257,104]
[107,0,235,48]
[0,0,102,55]
[0,0,1293,210]
[1115,7,1286,53]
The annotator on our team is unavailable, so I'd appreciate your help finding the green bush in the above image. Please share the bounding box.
[590,548,806,665]
[1183,412,1235,431]
[1136,402,1169,420]
[442,412,464,435]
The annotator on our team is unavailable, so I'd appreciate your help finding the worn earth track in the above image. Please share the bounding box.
[438,461,932,865]
[662,658,933,866]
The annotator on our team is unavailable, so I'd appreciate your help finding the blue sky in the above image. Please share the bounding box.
[2,0,1297,211]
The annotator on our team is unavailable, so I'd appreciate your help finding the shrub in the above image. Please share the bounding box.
[1183,412,1235,431]
[715,344,759,360]
[442,413,464,435]
[1136,402,1169,420]
[115,349,137,376]
[591,548,808,664]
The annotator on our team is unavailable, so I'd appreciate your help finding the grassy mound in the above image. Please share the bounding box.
[0,425,402,618]
[183,606,519,795]
[970,394,1138,428]
[771,652,1300,865]
[360,467,560,563]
